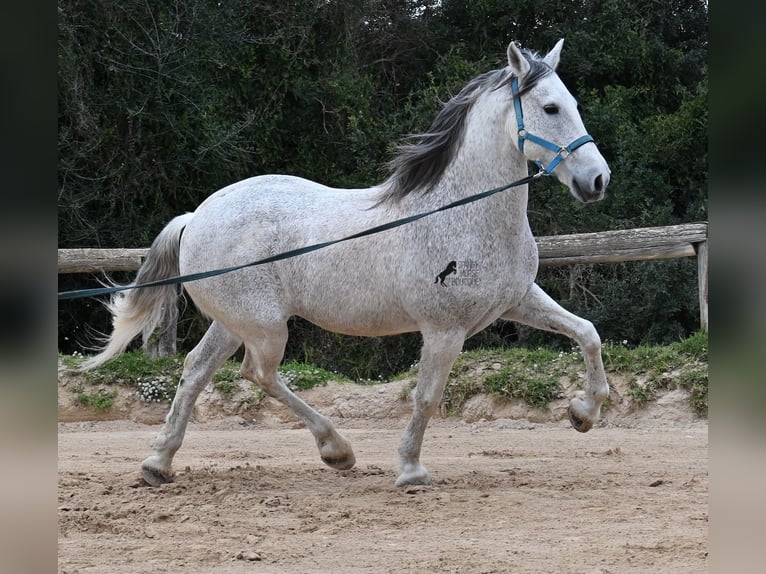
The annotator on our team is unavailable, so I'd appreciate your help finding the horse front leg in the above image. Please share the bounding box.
[396,330,465,487]
[502,283,609,432]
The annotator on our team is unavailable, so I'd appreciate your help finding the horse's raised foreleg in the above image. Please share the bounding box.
[396,330,464,486]
[240,325,355,471]
[141,321,242,486]
[502,283,609,432]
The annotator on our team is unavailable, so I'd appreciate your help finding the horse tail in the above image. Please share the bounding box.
[80,213,195,371]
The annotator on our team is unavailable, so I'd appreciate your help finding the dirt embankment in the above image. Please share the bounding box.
[57,361,701,429]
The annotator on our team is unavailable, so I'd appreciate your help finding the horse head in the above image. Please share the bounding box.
[506,39,610,204]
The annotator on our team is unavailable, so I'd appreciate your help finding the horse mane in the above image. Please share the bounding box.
[376,48,554,205]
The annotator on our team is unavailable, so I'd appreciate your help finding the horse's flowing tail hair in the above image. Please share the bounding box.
[80,213,195,371]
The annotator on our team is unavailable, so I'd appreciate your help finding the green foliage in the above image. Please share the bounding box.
[278,360,345,391]
[673,329,708,360]
[484,370,562,410]
[82,355,242,403]
[213,379,239,398]
[68,350,184,403]
[525,257,701,349]
[72,349,343,396]
[59,0,707,361]
[59,353,83,370]
[676,366,708,416]
[63,331,707,416]
[442,347,581,412]
[75,389,117,411]
[437,332,707,415]
[603,331,708,415]
[212,362,243,385]
[79,351,183,386]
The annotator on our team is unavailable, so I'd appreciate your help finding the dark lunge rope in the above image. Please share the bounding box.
[58,172,545,301]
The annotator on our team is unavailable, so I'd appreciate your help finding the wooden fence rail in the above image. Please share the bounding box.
[59,222,708,354]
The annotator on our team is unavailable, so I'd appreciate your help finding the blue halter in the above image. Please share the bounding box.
[511,77,594,176]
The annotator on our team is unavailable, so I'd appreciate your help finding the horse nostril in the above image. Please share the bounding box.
[594,174,604,193]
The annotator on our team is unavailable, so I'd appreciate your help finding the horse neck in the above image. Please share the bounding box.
[420,92,529,218]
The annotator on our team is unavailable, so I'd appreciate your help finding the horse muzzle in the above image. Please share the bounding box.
[572,170,609,203]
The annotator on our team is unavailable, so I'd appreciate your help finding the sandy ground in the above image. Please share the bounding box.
[58,408,707,573]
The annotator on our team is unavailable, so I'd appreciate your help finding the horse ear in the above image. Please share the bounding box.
[543,39,565,70]
[507,41,530,78]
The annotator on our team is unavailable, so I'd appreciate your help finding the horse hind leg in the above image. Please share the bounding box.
[239,325,356,471]
[141,321,242,486]
[502,283,609,432]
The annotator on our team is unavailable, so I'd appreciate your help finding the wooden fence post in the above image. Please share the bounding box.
[696,240,708,332]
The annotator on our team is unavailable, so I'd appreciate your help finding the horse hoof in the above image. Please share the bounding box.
[141,459,173,487]
[321,454,356,471]
[318,434,356,470]
[395,475,434,488]
[567,407,593,433]
[395,463,433,487]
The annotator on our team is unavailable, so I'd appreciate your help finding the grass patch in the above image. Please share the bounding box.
[604,331,708,416]
[64,351,247,402]
[212,361,244,397]
[484,369,561,409]
[436,331,708,415]
[63,332,707,417]
[677,366,708,415]
[213,361,242,384]
[213,379,239,398]
[59,353,83,370]
[61,352,345,400]
[673,330,708,360]
[61,351,184,404]
[279,360,346,391]
[75,389,117,411]
[440,347,580,413]
[74,351,185,386]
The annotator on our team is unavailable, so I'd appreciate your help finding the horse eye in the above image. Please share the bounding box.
[543,104,559,115]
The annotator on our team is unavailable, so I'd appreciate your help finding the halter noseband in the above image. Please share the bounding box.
[511,77,594,176]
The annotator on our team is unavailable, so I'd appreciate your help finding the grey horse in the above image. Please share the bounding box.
[84,39,611,488]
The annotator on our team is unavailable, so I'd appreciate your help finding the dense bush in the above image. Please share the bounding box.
[58,0,707,377]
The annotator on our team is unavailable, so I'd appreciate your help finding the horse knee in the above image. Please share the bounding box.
[577,320,601,355]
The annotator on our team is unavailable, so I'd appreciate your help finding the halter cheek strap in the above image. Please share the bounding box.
[511,77,595,176]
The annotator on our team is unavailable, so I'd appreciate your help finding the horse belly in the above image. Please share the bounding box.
[281,247,420,337]
[295,265,524,338]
